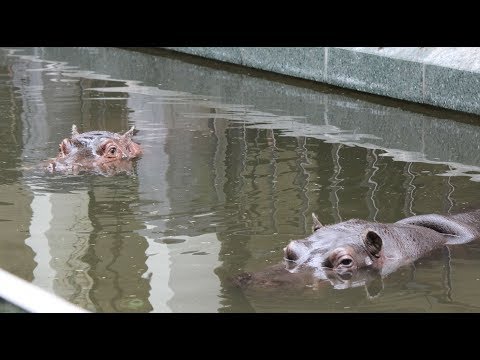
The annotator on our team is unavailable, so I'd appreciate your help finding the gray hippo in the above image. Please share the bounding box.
[46,124,142,176]
[232,210,480,297]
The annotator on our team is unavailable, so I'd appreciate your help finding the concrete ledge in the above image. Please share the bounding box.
[164,47,480,116]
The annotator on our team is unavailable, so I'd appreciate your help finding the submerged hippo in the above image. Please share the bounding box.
[233,210,480,297]
[46,124,142,176]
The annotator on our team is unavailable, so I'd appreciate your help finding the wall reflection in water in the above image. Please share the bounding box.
[1,47,480,312]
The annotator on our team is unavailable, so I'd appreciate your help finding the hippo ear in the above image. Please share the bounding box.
[59,138,72,156]
[364,230,382,258]
[312,213,322,232]
[122,126,135,138]
[72,124,79,137]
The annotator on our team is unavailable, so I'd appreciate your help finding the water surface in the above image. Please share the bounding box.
[1,47,480,312]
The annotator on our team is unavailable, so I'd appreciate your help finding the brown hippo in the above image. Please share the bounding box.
[233,210,480,297]
[46,125,142,176]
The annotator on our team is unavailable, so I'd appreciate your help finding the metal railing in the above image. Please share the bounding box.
[0,268,89,313]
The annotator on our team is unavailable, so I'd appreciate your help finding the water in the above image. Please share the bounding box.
[1,47,480,312]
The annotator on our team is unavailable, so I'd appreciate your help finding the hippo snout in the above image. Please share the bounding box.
[284,240,308,262]
[284,244,299,261]
[47,162,55,172]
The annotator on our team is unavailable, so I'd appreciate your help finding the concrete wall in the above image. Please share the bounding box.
[164,47,480,116]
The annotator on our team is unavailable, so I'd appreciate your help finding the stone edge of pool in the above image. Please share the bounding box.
[160,47,480,117]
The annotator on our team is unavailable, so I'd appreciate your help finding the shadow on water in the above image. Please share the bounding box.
[1,47,480,312]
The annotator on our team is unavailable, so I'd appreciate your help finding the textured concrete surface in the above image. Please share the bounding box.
[164,47,480,116]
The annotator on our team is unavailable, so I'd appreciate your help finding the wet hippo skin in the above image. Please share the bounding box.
[46,124,142,176]
[232,210,480,297]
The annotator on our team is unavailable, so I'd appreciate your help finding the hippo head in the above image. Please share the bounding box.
[231,213,386,298]
[283,213,384,291]
[235,211,466,298]
[47,124,143,175]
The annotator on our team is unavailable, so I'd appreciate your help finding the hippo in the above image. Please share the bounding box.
[232,210,480,298]
[46,124,142,176]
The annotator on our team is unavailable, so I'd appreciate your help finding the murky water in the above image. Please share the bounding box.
[1,47,480,312]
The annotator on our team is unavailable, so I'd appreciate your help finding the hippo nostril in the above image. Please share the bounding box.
[284,245,299,261]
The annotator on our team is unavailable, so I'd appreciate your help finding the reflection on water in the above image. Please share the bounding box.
[1,47,480,312]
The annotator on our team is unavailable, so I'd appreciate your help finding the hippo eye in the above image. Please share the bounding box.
[336,255,353,268]
[102,144,118,157]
